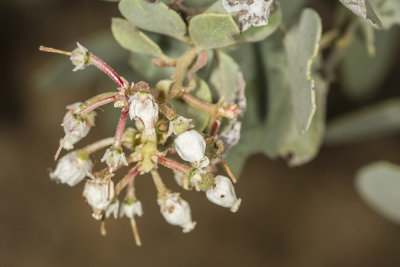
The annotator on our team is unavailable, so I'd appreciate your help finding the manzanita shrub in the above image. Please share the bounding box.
[39,0,400,245]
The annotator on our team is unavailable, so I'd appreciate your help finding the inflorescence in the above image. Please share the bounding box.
[41,42,242,246]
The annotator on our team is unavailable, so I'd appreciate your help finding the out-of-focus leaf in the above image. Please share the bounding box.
[356,161,400,224]
[119,0,187,39]
[210,51,241,103]
[369,0,400,29]
[205,0,227,14]
[184,0,215,8]
[225,29,328,176]
[171,77,212,131]
[338,0,382,28]
[233,5,281,43]
[128,52,173,86]
[340,26,400,100]
[325,98,400,145]
[34,30,129,91]
[188,13,240,49]
[280,0,310,24]
[111,18,163,57]
[128,35,187,85]
[261,31,327,166]
[284,8,322,133]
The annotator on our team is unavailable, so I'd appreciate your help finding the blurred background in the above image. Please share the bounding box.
[1,0,400,266]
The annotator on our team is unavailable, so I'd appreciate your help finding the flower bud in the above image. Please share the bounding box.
[129,91,159,132]
[61,102,96,150]
[105,199,119,219]
[167,116,193,137]
[101,147,128,168]
[119,199,143,218]
[83,179,115,220]
[174,130,209,168]
[206,175,241,213]
[50,150,92,186]
[70,42,90,71]
[158,193,196,233]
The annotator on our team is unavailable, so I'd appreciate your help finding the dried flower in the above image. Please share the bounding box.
[219,121,242,154]
[50,150,92,186]
[158,193,196,233]
[83,179,115,219]
[61,102,96,150]
[206,175,241,212]
[174,130,209,168]
[222,0,274,32]
[101,146,128,168]
[70,42,90,71]
[119,199,143,218]
[129,91,159,132]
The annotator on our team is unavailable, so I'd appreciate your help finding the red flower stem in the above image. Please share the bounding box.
[90,55,125,88]
[210,120,220,136]
[80,95,117,115]
[115,166,139,196]
[114,108,129,147]
[157,156,191,174]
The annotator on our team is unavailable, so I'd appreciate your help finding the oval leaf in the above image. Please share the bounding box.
[189,13,239,49]
[284,8,322,133]
[340,26,400,100]
[325,98,400,145]
[112,18,163,57]
[356,161,400,224]
[119,0,187,39]
[369,0,400,29]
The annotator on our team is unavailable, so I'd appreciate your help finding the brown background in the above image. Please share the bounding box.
[1,0,400,266]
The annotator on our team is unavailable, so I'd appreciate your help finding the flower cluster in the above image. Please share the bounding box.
[44,43,243,246]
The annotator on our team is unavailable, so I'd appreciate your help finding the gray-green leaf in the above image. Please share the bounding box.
[284,8,322,133]
[369,0,400,29]
[111,18,163,57]
[340,26,400,100]
[225,29,328,176]
[188,13,240,49]
[325,98,400,145]
[356,161,400,224]
[210,51,241,103]
[119,0,187,39]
